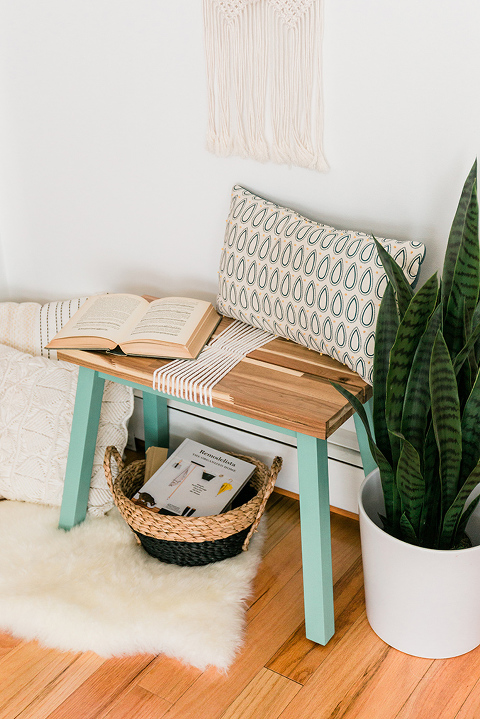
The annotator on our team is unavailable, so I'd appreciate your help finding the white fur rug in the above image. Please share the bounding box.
[0,500,264,671]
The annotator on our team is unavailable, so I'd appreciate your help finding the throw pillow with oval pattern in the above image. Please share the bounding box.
[217,185,426,384]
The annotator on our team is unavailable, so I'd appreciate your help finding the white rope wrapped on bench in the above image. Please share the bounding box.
[152,320,274,407]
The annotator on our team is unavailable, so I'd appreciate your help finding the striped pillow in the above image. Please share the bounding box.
[0,297,87,358]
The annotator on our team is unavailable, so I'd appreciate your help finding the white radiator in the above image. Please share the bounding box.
[127,393,364,516]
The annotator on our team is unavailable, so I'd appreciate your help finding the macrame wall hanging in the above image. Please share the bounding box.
[203,0,327,172]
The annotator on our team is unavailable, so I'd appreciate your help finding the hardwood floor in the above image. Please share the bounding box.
[1,493,479,719]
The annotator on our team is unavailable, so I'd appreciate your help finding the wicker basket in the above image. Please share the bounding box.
[104,446,282,566]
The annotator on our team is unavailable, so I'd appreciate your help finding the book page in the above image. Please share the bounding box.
[125,297,208,345]
[53,294,148,342]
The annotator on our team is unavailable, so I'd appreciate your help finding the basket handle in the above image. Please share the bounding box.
[242,455,283,551]
[103,445,125,496]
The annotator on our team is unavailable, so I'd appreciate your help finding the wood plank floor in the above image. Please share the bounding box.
[1,493,479,719]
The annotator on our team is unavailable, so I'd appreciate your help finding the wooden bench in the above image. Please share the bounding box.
[58,317,375,646]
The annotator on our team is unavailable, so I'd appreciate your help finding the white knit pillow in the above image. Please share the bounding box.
[0,298,134,515]
[0,345,130,513]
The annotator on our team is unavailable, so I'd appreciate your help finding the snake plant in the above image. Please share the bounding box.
[335,161,479,549]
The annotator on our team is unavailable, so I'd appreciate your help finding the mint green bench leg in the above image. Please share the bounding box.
[296,432,335,645]
[143,392,169,450]
[59,367,105,530]
[353,397,377,476]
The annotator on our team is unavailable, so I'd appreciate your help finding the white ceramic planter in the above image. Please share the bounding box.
[359,469,480,659]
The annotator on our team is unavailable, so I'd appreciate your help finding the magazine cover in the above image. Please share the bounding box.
[133,439,255,517]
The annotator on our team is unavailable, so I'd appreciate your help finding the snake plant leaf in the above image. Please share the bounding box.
[445,292,467,361]
[372,282,398,464]
[331,382,376,454]
[377,513,393,534]
[467,329,478,391]
[453,317,480,375]
[460,366,480,482]
[332,381,399,526]
[460,297,475,404]
[440,456,480,548]
[461,310,480,400]
[422,420,439,477]
[390,431,425,535]
[430,330,462,513]
[400,512,418,545]
[419,421,441,547]
[374,238,413,318]
[443,184,479,356]
[472,302,480,366]
[386,273,438,466]
[442,163,478,364]
[442,161,478,309]
[463,287,475,350]
[454,298,479,406]
[401,301,442,458]
[472,301,480,330]
[456,493,480,546]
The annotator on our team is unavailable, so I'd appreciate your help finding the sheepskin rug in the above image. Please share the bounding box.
[0,499,265,671]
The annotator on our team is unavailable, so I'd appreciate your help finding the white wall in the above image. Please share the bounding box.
[0,1,477,303]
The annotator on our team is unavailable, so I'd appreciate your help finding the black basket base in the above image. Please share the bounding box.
[134,525,252,566]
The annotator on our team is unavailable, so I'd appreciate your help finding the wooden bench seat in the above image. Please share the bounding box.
[57,317,375,646]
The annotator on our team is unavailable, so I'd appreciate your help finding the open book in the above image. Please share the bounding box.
[45,293,221,359]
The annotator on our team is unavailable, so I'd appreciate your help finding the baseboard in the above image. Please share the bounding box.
[272,486,359,521]
[330,505,359,521]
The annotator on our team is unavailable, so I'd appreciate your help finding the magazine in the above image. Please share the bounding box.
[133,439,255,517]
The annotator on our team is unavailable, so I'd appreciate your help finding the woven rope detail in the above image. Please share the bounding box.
[268,0,316,27]
[153,320,274,407]
[212,0,257,24]
[213,0,315,26]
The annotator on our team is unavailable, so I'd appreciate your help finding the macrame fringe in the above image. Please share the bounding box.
[203,0,327,172]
